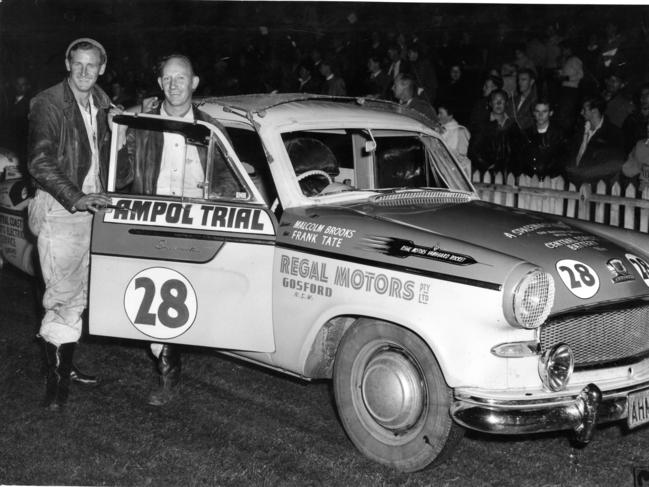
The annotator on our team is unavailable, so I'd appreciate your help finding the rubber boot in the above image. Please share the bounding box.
[147,344,181,406]
[41,341,74,410]
[37,335,99,386]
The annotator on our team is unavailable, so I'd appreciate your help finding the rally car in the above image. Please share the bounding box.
[77,94,649,471]
[0,148,34,275]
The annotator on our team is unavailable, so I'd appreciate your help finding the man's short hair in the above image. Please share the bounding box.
[583,95,607,114]
[157,54,195,78]
[486,74,504,90]
[517,67,536,80]
[66,38,107,65]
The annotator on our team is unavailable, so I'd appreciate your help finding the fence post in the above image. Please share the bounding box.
[624,183,637,230]
[641,187,649,233]
[610,181,621,227]
[578,183,591,220]
[505,172,516,208]
[594,180,607,224]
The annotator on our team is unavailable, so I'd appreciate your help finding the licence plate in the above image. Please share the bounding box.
[628,388,649,428]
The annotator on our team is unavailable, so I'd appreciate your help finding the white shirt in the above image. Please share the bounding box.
[156,106,204,198]
[78,98,101,193]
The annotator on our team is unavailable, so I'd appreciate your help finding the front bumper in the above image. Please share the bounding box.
[451,380,649,442]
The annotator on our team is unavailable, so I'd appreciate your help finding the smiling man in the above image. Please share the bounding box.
[27,38,114,410]
[116,54,234,406]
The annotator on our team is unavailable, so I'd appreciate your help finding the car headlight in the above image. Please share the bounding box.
[503,268,555,329]
[538,343,574,391]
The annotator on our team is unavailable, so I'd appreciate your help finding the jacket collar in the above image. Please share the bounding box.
[61,77,111,110]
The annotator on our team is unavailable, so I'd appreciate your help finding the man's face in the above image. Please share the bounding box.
[158,57,198,109]
[518,73,533,94]
[605,75,623,95]
[392,80,406,101]
[449,66,461,81]
[581,103,596,125]
[65,47,105,94]
[490,93,506,114]
[14,77,29,96]
[482,79,496,97]
[533,103,552,127]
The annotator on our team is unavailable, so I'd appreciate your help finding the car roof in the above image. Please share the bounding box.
[194,93,439,132]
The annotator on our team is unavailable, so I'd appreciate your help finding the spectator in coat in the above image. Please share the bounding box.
[406,43,437,104]
[436,99,471,177]
[319,58,347,96]
[554,41,584,137]
[602,70,634,129]
[365,55,392,99]
[469,74,503,135]
[506,68,538,132]
[468,89,518,174]
[437,63,472,125]
[515,99,567,178]
[622,119,649,192]
[622,84,649,154]
[296,63,321,93]
[392,73,438,124]
[565,95,625,184]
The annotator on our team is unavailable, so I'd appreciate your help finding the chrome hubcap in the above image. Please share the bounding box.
[361,349,425,431]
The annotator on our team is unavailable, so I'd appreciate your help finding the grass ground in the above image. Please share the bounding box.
[0,264,646,486]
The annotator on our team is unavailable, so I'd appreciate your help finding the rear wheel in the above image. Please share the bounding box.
[333,319,462,472]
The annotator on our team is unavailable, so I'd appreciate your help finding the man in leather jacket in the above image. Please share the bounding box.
[116,54,233,406]
[27,38,114,410]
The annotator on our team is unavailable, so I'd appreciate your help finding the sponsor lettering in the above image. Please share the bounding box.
[278,254,423,303]
[545,235,600,251]
[105,198,273,235]
[0,212,25,249]
[333,265,415,301]
[290,220,356,248]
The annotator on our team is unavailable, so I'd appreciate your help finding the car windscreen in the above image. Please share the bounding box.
[281,129,472,196]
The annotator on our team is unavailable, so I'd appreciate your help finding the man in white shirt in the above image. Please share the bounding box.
[117,54,232,406]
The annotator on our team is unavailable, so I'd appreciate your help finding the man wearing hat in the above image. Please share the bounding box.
[27,38,114,410]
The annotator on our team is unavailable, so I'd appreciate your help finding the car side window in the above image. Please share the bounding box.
[114,119,254,202]
[375,137,427,188]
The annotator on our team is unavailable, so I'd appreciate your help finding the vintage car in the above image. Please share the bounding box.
[9,93,649,472]
[0,148,34,276]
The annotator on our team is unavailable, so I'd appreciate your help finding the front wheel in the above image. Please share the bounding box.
[333,319,463,472]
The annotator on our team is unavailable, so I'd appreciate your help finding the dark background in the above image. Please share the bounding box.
[2,1,649,94]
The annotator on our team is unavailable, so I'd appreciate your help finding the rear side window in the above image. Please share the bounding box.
[375,137,427,188]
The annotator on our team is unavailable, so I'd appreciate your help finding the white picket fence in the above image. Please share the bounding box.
[472,171,649,233]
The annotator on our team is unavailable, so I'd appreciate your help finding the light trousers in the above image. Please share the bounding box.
[28,190,92,346]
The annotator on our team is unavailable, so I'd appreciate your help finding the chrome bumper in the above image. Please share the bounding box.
[451,380,649,443]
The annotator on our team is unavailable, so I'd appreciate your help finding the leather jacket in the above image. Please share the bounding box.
[27,79,111,211]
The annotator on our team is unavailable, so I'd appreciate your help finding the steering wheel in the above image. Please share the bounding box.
[296,169,333,185]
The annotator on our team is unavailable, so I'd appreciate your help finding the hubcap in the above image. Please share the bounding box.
[361,348,425,431]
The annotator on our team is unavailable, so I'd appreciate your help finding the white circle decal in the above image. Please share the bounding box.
[555,259,600,299]
[626,254,649,287]
[124,267,197,339]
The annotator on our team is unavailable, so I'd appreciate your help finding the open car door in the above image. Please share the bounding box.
[89,113,276,352]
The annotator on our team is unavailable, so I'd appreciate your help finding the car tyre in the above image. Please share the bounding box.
[333,319,463,472]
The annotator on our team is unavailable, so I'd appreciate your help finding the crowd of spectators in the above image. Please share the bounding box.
[3,15,649,192]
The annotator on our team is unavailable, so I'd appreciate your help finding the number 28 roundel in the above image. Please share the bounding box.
[124,267,198,339]
[555,259,600,299]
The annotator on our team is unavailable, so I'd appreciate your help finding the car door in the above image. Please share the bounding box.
[89,114,276,352]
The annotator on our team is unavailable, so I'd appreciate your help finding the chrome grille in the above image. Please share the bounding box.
[540,303,649,367]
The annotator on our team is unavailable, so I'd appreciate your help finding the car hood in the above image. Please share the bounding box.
[346,196,649,312]
[279,193,649,314]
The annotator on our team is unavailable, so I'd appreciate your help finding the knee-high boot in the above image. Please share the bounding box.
[147,344,181,406]
[41,341,74,410]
